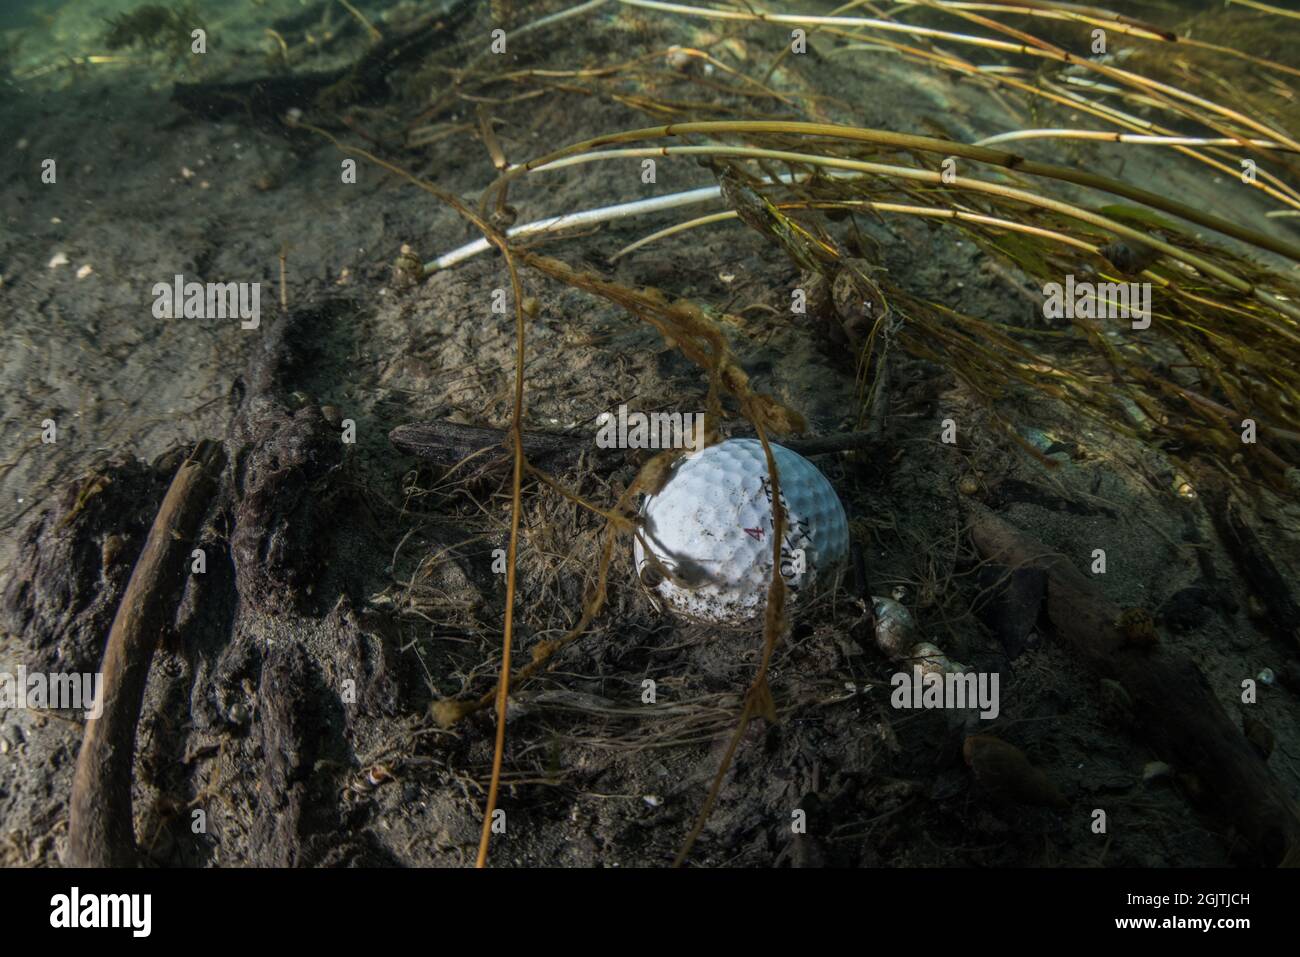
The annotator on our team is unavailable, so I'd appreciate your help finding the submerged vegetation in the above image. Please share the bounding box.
[103,3,204,61]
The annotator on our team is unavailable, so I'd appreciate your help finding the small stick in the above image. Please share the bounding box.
[1226,0,1300,20]
[778,430,882,457]
[389,421,614,471]
[65,440,226,867]
[338,0,382,43]
[477,104,514,222]
[389,420,880,470]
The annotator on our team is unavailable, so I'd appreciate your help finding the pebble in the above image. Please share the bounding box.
[1,724,24,753]
[872,596,916,658]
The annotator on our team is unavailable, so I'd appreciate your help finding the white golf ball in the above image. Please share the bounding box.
[633,438,849,625]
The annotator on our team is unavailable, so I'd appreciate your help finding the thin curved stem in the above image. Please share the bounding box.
[611,200,1101,261]
[494,120,1300,262]
[518,142,1253,290]
[612,0,1300,152]
[974,129,1293,151]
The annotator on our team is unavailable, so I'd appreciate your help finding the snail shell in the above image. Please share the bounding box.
[872,596,916,659]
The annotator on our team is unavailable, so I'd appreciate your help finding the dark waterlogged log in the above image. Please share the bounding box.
[66,440,226,867]
[970,507,1300,867]
[1209,493,1300,651]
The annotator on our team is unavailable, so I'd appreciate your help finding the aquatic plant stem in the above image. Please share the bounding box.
[903,1,1171,37]
[610,202,1101,261]
[612,0,1300,153]
[909,1,1299,77]
[1033,78,1300,210]
[475,244,526,871]
[431,182,1097,270]
[822,35,1300,211]
[1225,0,1300,20]
[907,0,1300,149]
[518,142,1254,291]
[428,185,725,271]
[973,129,1293,151]
[494,121,1300,262]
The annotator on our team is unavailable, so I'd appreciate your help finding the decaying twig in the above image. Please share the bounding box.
[389,421,616,472]
[65,440,226,867]
[389,419,881,471]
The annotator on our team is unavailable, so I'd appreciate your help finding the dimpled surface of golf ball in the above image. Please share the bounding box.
[633,438,849,626]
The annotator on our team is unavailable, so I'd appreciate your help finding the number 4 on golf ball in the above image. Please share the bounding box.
[633,438,849,626]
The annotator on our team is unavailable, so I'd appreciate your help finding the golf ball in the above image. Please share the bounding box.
[633,438,849,625]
